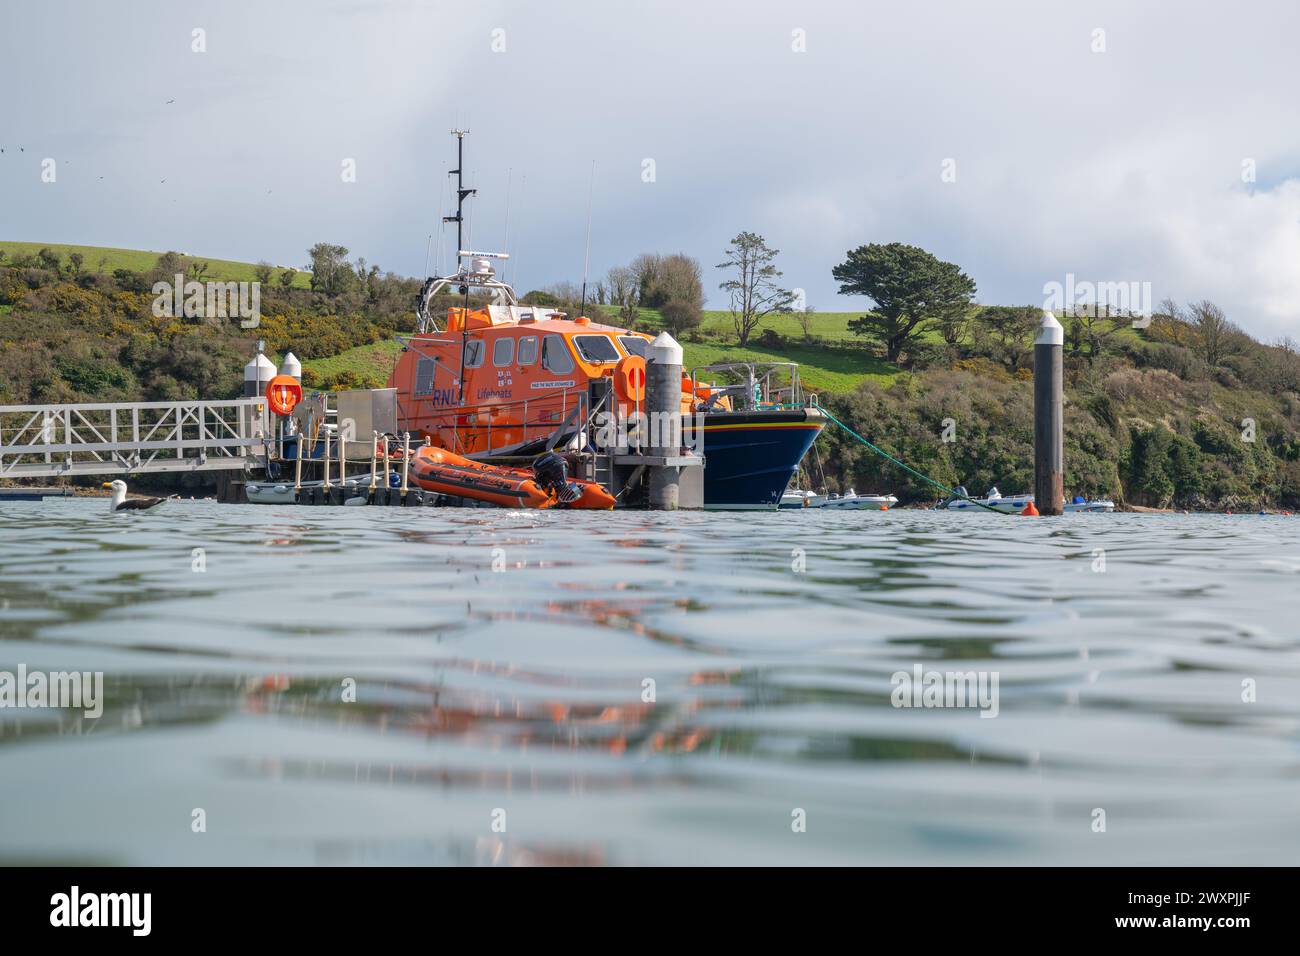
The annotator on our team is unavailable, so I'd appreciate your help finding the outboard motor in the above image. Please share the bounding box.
[939,484,969,509]
[532,452,580,504]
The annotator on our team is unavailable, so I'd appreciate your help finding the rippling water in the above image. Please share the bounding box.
[2,498,1299,865]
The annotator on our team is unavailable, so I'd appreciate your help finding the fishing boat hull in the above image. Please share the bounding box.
[696,408,825,510]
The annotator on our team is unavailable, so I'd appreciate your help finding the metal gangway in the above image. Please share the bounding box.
[0,398,269,479]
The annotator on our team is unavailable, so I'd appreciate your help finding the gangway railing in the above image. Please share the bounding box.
[0,398,269,478]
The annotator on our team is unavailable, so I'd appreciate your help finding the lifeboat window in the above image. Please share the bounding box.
[541,334,574,374]
[492,337,514,367]
[414,357,436,396]
[618,335,648,358]
[573,334,620,364]
[463,338,485,368]
[518,335,538,365]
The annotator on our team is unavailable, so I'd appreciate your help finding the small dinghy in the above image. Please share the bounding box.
[779,490,827,509]
[245,477,378,505]
[410,449,615,509]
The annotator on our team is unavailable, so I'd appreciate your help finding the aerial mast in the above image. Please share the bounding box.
[443,130,476,272]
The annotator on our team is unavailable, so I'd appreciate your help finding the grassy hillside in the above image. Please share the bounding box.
[0,241,312,288]
[679,341,897,393]
[616,306,864,343]
[301,339,402,388]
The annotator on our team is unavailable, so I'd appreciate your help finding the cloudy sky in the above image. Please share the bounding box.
[3,0,1299,338]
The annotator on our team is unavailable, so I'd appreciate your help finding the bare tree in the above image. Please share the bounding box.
[606,265,640,327]
[797,305,816,341]
[717,231,795,347]
[1147,297,1194,348]
[1187,299,1242,368]
[1067,305,1127,362]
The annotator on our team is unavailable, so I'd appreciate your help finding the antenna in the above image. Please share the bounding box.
[443,130,476,272]
[432,169,448,276]
[579,159,595,316]
[501,167,512,284]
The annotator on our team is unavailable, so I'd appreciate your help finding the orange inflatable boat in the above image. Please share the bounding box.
[410,448,616,510]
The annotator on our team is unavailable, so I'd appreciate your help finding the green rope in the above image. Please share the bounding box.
[816,406,1012,516]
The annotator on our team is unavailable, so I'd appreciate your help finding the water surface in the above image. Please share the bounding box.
[2,499,1299,865]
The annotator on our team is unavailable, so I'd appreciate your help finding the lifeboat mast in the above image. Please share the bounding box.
[415,130,517,335]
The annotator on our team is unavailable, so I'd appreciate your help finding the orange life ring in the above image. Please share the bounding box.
[613,355,646,404]
[266,374,303,416]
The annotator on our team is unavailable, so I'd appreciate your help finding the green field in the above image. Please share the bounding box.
[301,339,402,387]
[700,309,861,342]
[0,241,312,288]
[614,306,863,343]
[680,341,898,393]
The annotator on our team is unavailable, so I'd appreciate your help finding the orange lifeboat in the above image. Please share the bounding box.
[409,447,615,510]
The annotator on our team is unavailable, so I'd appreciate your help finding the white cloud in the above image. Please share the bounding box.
[2,0,1297,338]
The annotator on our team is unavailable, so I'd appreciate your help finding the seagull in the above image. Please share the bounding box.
[102,479,170,512]
[166,99,175,104]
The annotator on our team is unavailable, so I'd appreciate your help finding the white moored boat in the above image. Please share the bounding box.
[942,486,1115,513]
[780,488,898,510]
[779,490,827,509]
[821,489,898,510]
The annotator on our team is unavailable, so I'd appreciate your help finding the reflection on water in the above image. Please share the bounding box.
[2,500,1300,865]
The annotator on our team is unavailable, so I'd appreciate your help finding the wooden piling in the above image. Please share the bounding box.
[1033,311,1064,516]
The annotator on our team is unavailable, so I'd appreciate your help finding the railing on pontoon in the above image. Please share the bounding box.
[688,361,818,412]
